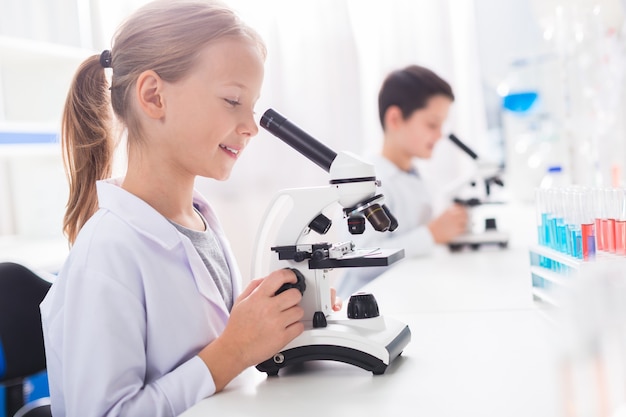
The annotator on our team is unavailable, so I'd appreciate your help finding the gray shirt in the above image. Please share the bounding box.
[169,209,233,311]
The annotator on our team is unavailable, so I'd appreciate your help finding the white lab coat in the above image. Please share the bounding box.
[335,155,434,299]
[40,179,242,417]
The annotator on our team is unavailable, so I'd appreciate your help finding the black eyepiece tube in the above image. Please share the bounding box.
[260,109,337,173]
[448,133,479,160]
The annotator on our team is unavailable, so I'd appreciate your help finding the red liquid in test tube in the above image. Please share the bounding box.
[594,188,608,252]
[606,219,616,252]
[617,188,626,256]
[579,188,596,261]
[605,188,621,253]
[616,220,626,255]
[582,223,595,260]
[596,218,604,251]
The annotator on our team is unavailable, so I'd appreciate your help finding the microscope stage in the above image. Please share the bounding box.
[309,248,405,269]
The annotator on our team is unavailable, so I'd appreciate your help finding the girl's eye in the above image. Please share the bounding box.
[224,98,241,107]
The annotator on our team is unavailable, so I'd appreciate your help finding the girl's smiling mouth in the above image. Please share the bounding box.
[219,144,241,157]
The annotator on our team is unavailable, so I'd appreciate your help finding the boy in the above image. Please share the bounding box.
[336,65,468,299]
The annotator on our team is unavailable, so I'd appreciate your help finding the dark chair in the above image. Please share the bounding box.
[13,397,51,417]
[0,262,52,417]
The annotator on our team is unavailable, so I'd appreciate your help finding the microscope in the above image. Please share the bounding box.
[252,109,411,376]
[446,133,509,251]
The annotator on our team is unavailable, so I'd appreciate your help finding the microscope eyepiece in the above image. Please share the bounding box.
[260,109,338,173]
[448,133,479,160]
[260,109,287,130]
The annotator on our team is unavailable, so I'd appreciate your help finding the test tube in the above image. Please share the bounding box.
[535,188,546,246]
[580,188,596,261]
[616,188,626,256]
[546,188,558,252]
[566,188,582,259]
[604,188,617,253]
[594,188,606,252]
[535,188,553,268]
[544,189,557,251]
[562,188,573,257]
[555,188,568,255]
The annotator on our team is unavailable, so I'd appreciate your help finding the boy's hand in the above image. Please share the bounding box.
[427,204,468,244]
[331,287,342,311]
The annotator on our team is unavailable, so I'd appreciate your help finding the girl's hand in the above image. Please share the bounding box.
[199,268,304,391]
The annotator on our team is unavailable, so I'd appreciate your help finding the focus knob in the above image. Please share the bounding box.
[347,292,380,319]
[275,268,306,296]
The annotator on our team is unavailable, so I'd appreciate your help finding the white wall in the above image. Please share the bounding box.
[3,0,550,279]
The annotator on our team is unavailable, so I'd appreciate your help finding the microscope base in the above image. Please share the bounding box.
[448,230,510,251]
[256,316,411,376]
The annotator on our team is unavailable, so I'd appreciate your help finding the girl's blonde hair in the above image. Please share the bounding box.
[61,0,266,244]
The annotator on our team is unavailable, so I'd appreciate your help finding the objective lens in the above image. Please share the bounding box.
[381,204,398,232]
[347,215,366,235]
[363,204,390,232]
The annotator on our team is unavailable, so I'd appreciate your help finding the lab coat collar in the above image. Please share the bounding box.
[96,178,232,252]
[96,179,182,250]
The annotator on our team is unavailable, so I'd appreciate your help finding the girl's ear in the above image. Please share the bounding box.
[384,105,403,131]
[135,70,165,119]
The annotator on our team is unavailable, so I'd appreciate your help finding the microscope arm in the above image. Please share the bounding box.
[251,185,342,278]
[446,133,504,201]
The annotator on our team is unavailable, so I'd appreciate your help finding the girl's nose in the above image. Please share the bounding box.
[238,113,259,137]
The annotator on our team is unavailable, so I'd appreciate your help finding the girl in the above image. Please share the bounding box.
[41,1,315,415]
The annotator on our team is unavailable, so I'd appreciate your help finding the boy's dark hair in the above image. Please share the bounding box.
[378,65,454,130]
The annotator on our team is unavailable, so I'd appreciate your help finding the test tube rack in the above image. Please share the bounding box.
[529,244,626,315]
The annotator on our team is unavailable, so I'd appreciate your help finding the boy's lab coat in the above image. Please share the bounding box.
[41,179,241,417]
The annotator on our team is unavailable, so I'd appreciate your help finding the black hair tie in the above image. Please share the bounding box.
[99,50,112,68]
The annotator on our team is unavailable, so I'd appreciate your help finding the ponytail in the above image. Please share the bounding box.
[61,55,113,245]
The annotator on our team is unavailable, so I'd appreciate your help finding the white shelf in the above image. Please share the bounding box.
[0,124,61,157]
[0,143,61,160]
[529,244,626,320]
[0,35,94,63]
[529,265,571,287]
[0,35,95,124]
[529,244,583,269]
[530,244,626,271]
[0,121,60,132]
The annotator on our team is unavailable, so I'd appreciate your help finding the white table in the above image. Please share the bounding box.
[181,243,564,417]
[181,309,559,417]
[361,245,535,315]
